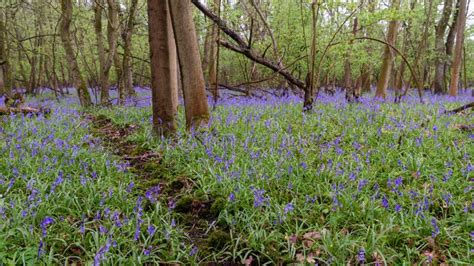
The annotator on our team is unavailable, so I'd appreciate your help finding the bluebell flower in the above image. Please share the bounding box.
[284,202,294,215]
[147,224,156,237]
[40,216,55,237]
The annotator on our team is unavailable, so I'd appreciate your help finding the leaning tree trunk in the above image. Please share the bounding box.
[169,0,210,130]
[433,0,454,94]
[59,0,92,106]
[375,0,400,100]
[449,0,467,96]
[147,0,179,136]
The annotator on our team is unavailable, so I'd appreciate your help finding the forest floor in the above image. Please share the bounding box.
[0,89,473,265]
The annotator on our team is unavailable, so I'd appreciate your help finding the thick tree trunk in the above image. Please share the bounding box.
[59,0,92,106]
[434,0,454,94]
[169,0,210,129]
[449,0,467,96]
[147,0,179,136]
[375,0,400,100]
[122,0,138,98]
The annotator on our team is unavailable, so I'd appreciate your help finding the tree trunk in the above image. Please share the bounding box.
[344,18,358,102]
[147,0,179,136]
[94,0,107,103]
[305,1,319,111]
[122,0,138,98]
[0,11,8,96]
[59,0,92,106]
[207,0,220,103]
[434,0,454,94]
[169,0,210,129]
[449,0,467,96]
[445,0,460,85]
[375,0,400,99]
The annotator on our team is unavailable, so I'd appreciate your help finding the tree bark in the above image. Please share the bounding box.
[169,0,210,129]
[147,0,179,136]
[434,0,454,94]
[0,11,7,96]
[449,0,467,96]
[122,0,138,98]
[445,0,460,84]
[207,0,220,103]
[375,0,400,100]
[60,0,92,106]
[94,0,107,103]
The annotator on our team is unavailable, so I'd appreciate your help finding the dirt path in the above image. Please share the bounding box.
[86,114,235,264]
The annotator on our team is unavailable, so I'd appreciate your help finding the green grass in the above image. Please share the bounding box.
[94,99,473,264]
[1,95,473,265]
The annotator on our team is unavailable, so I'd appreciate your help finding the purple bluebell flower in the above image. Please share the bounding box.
[228,192,235,202]
[37,239,44,258]
[190,245,198,256]
[381,195,389,209]
[40,216,55,237]
[431,218,440,238]
[145,185,160,203]
[358,248,366,264]
[147,224,156,237]
[284,202,294,215]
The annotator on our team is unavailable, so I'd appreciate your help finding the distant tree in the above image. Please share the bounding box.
[59,0,92,106]
[433,0,454,94]
[375,0,400,99]
[0,10,7,96]
[449,0,467,96]
[121,0,138,98]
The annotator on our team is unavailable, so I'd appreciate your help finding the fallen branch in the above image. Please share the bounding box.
[217,84,256,96]
[444,102,474,114]
[0,106,50,116]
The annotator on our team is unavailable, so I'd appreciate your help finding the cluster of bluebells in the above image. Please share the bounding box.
[156,89,473,262]
[1,88,473,264]
[0,95,186,264]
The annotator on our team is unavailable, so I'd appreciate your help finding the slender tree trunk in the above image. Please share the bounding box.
[445,0,460,86]
[344,17,359,102]
[0,11,8,96]
[147,0,179,136]
[94,0,108,103]
[99,0,120,104]
[169,0,210,129]
[207,0,220,103]
[449,0,467,96]
[122,0,138,98]
[375,0,400,99]
[434,0,454,94]
[305,1,319,111]
[60,0,92,106]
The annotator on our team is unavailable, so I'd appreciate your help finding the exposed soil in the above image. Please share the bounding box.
[86,114,236,264]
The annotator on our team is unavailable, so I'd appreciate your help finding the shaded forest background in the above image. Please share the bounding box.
[0,0,473,101]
